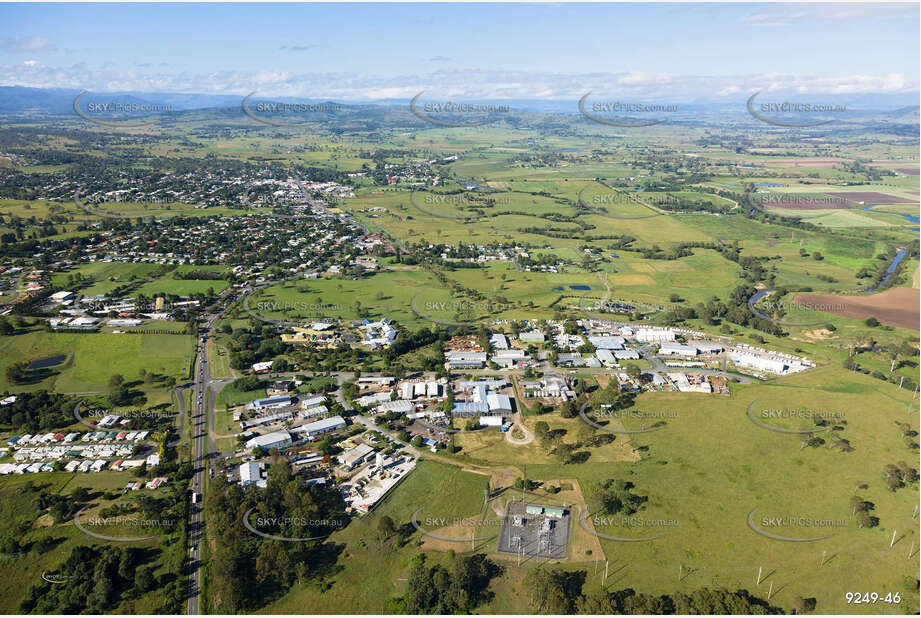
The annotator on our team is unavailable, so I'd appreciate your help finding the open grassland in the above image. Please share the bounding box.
[0,329,193,393]
[259,460,489,614]
[261,367,918,615]
[0,471,184,614]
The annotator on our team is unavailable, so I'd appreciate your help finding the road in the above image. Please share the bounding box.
[186,291,238,615]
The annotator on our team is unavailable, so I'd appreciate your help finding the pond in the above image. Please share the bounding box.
[29,355,67,370]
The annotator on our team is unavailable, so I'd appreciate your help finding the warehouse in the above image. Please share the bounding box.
[293,415,346,439]
[245,395,296,411]
[244,430,292,452]
[658,342,699,357]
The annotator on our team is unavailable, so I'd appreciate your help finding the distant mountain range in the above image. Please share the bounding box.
[0,85,917,121]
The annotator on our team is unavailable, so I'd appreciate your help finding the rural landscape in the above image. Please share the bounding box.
[0,2,918,616]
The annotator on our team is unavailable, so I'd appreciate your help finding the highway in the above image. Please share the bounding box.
[186,292,237,615]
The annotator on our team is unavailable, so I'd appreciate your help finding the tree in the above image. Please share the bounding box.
[109,374,125,387]
[865,317,880,327]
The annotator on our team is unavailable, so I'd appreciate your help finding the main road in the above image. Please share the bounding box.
[186,290,239,615]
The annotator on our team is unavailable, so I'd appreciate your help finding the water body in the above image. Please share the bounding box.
[29,355,66,370]
[556,148,585,153]
[862,203,920,224]
[864,248,908,293]
[569,285,591,291]
[755,183,782,187]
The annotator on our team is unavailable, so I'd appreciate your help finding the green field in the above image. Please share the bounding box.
[0,329,193,394]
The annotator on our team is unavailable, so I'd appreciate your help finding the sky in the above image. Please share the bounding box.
[0,2,918,102]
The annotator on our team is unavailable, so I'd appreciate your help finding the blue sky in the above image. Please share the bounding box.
[0,3,918,100]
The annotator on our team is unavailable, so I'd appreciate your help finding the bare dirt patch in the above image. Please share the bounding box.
[794,287,919,331]
[825,192,916,204]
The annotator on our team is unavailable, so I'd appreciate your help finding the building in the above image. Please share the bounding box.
[267,380,295,395]
[588,335,626,350]
[294,415,346,439]
[491,349,529,368]
[635,328,676,343]
[444,351,487,370]
[354,392,392,408]
[339,443,375,470]
[244,430,292,452]
[479,415,503,427]
[453,401,490,417]
[519,331,545,344]
[490,333,509,350]
[486,393,513,415]
[240,461,266,488]
[50,290,74,302]
[375,400,414,415]
[658,342,699,357]
[251,361,273,374]
[246,395,296,411]
[240,410,294,430]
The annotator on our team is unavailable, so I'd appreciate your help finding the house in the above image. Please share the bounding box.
[244,430,292,452]
[267,380,295,396]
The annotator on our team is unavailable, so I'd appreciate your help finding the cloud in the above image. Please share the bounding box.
[0,35,57,53]
[280,45,318,52]
[740,3,917,27]
[0,62,915,101]
[429,56,451,62]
